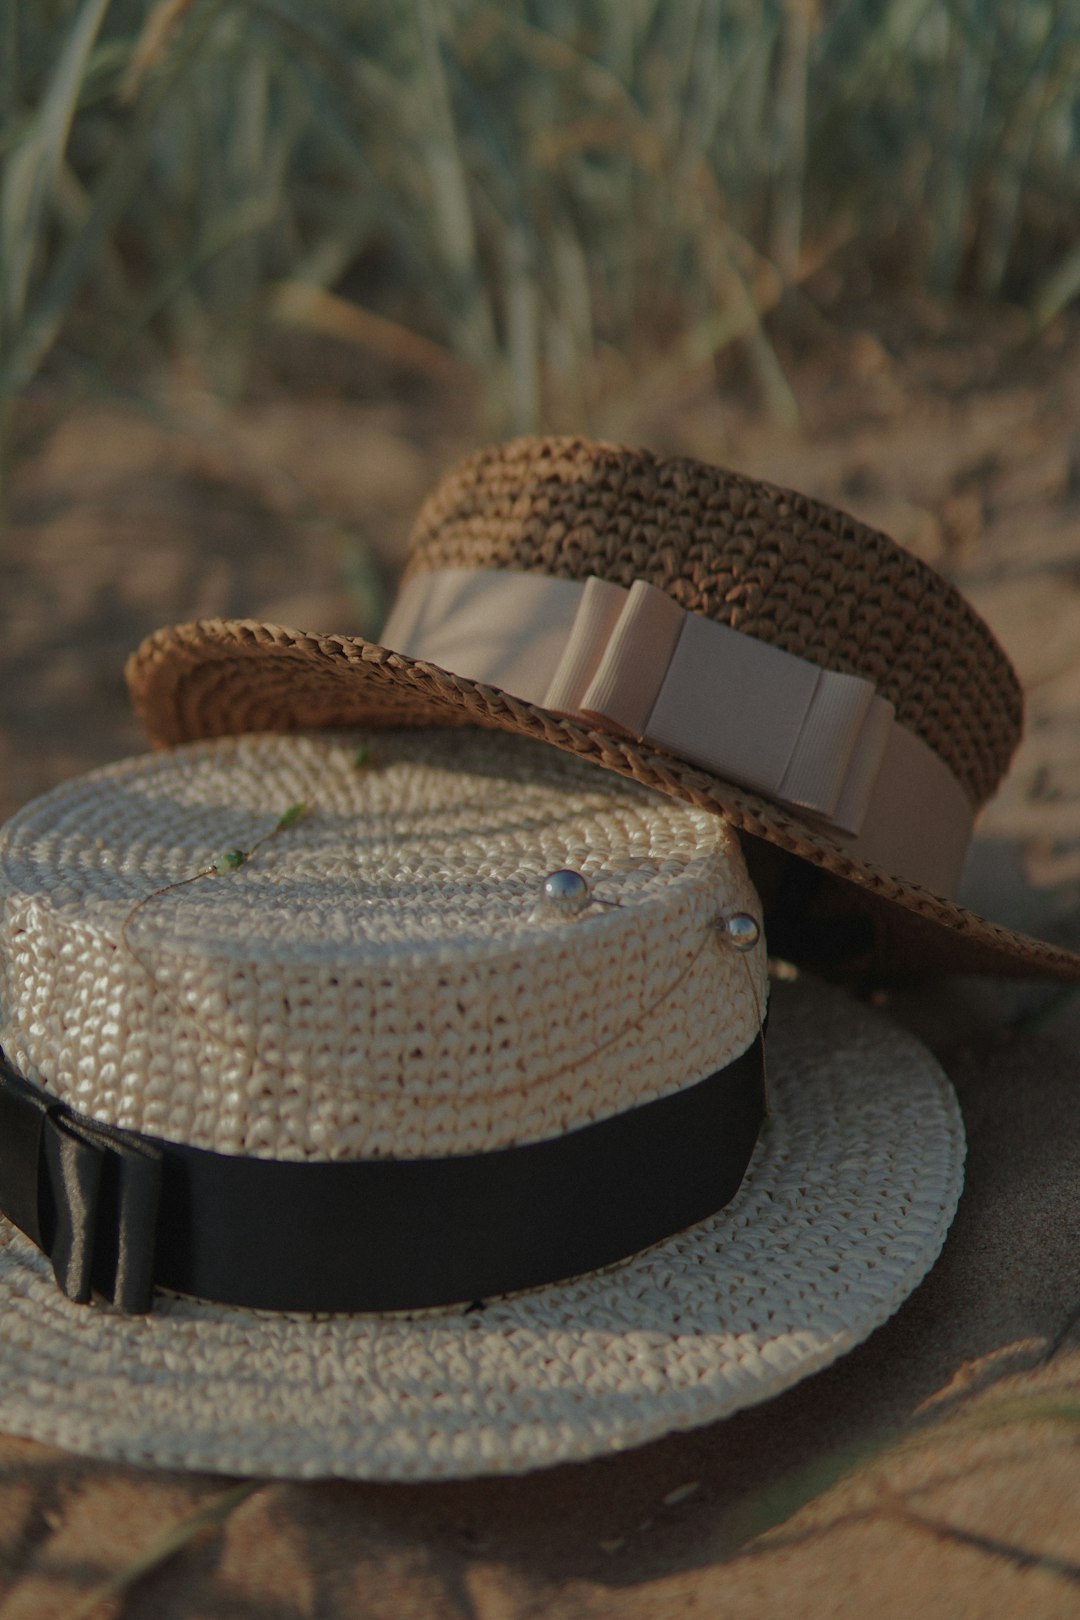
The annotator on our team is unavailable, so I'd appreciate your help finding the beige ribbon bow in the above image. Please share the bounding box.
[382,567,975,896]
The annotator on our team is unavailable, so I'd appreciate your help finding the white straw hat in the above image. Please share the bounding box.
[0,728,964,1479]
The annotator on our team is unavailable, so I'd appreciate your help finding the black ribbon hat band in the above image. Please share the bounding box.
[0,1041,765,1316]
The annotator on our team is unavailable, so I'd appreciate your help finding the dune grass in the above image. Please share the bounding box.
[2,0,1080,473]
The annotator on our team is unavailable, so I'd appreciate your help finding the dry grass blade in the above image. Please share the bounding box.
[121,0,196,102]
[961,1396,1080,1430]
[63,1480,263,1620]
[269,280,462,377]
[720,1390,1080,1560]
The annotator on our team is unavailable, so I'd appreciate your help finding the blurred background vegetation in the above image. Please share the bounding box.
[3,0,1080,476]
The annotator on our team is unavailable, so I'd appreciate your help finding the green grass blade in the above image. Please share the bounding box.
[64,1481,263,1620]
[0,0,225,399]
[0,0,113,332]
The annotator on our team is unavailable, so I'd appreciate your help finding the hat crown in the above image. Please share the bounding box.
[0,729,763,1162]
[407,436,1022,810]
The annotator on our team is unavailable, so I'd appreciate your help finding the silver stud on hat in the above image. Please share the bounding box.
[542,868,592,914]
[540,869,621,917]
[720,911,761,952]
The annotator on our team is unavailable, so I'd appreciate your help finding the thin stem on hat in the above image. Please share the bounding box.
[121,881,749,1107]
[120,800,307,1005]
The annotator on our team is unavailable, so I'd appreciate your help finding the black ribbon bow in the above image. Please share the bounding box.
[0,1058,162,1312]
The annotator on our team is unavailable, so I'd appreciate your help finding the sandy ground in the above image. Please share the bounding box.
[2,301,1080,1615]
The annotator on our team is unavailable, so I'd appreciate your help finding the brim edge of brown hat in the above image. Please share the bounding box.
[123,617,1080,983]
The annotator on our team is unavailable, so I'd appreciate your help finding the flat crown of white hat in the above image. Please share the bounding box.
[0,729,766,1162]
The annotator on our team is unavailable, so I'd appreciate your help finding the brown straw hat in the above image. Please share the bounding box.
[126,436,1080,982]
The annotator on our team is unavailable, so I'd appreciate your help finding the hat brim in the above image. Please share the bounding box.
[126,619,1080,981]
[0,977,963,1480]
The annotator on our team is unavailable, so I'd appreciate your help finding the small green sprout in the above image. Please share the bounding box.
[211,803,306,872]
[123,799,313,986]
[352,743,372,770]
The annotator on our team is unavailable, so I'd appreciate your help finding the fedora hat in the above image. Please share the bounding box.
[0,726,963,1478]
[125,437,1080,984]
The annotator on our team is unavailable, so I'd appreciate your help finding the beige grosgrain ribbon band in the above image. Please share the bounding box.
[381,567,975,896]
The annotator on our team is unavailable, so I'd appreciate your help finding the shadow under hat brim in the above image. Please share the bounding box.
[124,617,1080,983]
[0,978,964,1480]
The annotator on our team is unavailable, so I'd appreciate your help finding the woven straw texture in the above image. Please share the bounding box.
[124,438,1080,983]
[0,976,964,1479]
[0,729,763,1159]
[407,437,1019,806]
